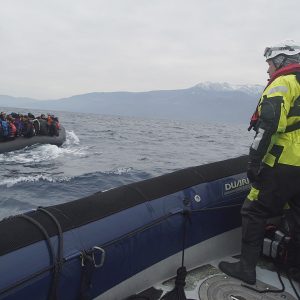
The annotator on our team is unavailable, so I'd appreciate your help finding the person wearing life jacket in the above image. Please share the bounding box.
[53,116,59,136]
[54,117,60,131]
[22,116,35,138]
[219,40,300,284]
[47,114,53,135]
[9,121,17,139]
[0,119,3,141]
[38,114,49,135]
[48,114,58,136]
[14,114,24,136]
[7,115,17,140]
[47,114,52,126]
[0,113,10,140]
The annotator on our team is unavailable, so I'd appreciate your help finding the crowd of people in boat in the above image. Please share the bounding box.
[0,112,60,141]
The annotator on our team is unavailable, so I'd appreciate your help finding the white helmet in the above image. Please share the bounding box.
[264,40,300,60]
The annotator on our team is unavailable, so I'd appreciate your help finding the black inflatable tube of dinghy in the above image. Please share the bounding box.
[0,127,66,154]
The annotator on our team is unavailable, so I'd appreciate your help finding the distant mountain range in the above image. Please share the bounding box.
[0,82,264,124]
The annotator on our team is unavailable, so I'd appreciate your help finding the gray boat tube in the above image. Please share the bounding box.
[0,127,66,154]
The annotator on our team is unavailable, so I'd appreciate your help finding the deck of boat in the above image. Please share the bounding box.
[95,227,299,300]
[150,255,299,299]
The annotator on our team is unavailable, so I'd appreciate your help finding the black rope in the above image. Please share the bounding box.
[99,203,242,250]
[181,210,191,268]
[38,207,64,264]
[101,212,175,249]
[160,210,191,300]
[192,202,242,213]
[79,249,97,300]
[51,206,87,253]
[287,270,300,300]
[38,207,64,300]
[16,214,57,300]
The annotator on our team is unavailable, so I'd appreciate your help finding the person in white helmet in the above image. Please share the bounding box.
[219,40,300,284]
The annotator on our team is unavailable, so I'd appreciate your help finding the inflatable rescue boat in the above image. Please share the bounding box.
[0,156,298,300]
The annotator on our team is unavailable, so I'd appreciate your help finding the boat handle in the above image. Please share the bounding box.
[92,246,106,268]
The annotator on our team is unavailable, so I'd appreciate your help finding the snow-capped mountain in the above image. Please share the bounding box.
[0,82,262,124]
[193,82,264,95]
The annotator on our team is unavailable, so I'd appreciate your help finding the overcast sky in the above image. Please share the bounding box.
[1,0,299,99]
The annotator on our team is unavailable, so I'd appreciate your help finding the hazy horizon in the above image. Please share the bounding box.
[0,81,264,101]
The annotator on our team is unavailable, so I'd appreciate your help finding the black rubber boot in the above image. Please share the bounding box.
[218,244,260,285]
[289,249,300,283]
[289,267,300,283]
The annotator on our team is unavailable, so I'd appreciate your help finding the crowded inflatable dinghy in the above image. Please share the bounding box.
[0,112,66,154]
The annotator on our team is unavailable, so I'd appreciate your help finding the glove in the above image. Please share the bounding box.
[247,161,261,183]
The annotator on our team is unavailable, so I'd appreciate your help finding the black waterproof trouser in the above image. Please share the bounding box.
[241,163,300,266]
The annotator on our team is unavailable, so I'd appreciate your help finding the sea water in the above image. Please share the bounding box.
[0,108,253,220]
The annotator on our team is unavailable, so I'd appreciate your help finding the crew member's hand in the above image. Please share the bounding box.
[247,161,261,183]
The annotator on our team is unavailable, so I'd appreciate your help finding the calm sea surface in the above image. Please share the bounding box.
[0,107,253,220]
